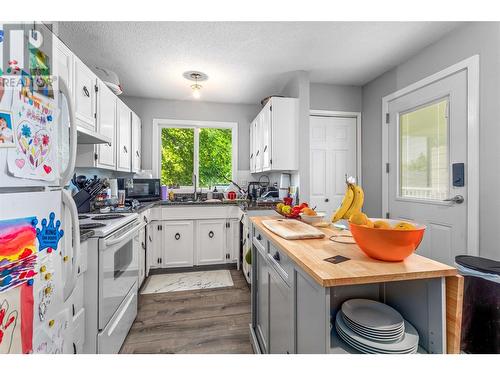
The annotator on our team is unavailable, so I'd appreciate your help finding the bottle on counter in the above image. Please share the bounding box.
[161,185,168,200]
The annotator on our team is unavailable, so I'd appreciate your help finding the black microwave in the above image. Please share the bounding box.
[117,178,161,202]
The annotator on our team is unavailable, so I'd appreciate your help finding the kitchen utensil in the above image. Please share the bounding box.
[349,219,425,262]
[342,299,404,330]
[299,212,326,225]
[335,312,419,353]
[261,219,325,240]
[118,190,126,207]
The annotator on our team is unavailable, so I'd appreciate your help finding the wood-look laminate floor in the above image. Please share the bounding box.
[120,269,253,354]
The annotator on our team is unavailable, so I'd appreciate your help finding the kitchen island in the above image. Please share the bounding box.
[249,215,463,354]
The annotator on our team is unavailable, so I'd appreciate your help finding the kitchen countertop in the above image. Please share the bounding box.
[250,215,458,288]
[80,229,95,242]
[128,199,277,212]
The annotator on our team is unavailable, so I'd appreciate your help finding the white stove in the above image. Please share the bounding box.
[78,212,139,237]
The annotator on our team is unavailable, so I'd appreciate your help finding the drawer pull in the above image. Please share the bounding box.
[208,230,214,238]
[83,86,90,97]
[175,233,181,240]
[273,251,280,262]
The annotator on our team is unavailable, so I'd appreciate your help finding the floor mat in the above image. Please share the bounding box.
[141,270,234,294]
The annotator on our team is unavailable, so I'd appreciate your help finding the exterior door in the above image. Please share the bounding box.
[387,70,467,265]
[310,116,357,213]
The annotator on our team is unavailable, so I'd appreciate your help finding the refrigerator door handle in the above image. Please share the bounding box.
[62,189,80,302]
[59,77,77,188]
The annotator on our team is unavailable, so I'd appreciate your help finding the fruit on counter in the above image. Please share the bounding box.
[331,177,364,222]
[276,203,284,213]
[281,205,292,215]
[302,207,317,216]
[364,219,374,228]
[343,183,365,220]
[349,212,368,225]
[245,249,252,265]
[331,184,354,222]
[373,220,391,229]
[393,221,417,230]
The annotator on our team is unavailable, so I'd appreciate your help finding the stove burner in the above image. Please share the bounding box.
[91,214,126,220]
[80,223,106,229]
[79,215,90,220]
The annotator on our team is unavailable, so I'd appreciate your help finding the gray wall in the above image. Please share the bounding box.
[310,83,362,112]
[121,96,260,171]
[361,22,500,260]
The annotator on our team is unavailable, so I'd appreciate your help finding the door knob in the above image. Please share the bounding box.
[443,195,464,204]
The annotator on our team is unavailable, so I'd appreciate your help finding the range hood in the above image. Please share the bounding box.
[77,126,111,144]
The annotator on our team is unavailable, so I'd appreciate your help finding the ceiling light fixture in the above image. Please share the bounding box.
[183,71,208,100]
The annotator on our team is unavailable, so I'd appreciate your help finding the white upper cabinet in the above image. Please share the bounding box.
[74,58,97,131]
[131,112,142,173]
[116,99,132,172]
[95,82,116,170]
[53,37,74,99]
[250,97,299,172]
[261,101,272,171]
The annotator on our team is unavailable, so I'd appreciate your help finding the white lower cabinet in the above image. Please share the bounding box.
[147,211,240,270]
[163,221,194,268]
[147,222,162,269]
[197,220,227,265]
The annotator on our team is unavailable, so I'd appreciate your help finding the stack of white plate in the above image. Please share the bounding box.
[335,299,419,354]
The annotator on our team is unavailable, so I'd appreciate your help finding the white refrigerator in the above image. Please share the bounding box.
[0,23,83,354]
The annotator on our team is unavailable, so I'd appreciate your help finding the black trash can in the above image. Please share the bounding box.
[455,255,500,354]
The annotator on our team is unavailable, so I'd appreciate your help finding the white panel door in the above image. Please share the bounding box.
[196,220,226,265]
[96,83,116,169]
[261,103,272,171]
[310,116,357,214]
[131,112,141,173]
[73,58,96,130]
[163,221,194,268]
[116,100,131,172]
[387,70,467,265]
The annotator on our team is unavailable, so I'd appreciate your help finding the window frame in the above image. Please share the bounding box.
[396,96,451,202]
[152,119,238,192]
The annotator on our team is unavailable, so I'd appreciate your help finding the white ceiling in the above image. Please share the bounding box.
[57,22,461,104]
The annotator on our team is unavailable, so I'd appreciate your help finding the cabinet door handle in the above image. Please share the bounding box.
[83,86,90,97]
[325,198,329,202]
[175,233,181,240]
[141,242,146,250]
[148,235,152,242]
[257,234,262,241]
[256,150,260,156]
[208,230,214,238]
[273,251,280,262]
[123,146,128,154]
[263,145,267,152]
[136,150,140,157]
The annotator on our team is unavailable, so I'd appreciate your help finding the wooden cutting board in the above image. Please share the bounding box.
[261,219,325,240]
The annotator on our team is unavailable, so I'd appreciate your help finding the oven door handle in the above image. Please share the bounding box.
[103,222,142,247]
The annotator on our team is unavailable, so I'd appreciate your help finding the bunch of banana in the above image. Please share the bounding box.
[331,180,365,222]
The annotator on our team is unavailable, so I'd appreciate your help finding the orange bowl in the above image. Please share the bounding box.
[349,219,425,262]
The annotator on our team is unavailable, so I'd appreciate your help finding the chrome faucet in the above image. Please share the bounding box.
[193,173,198,201]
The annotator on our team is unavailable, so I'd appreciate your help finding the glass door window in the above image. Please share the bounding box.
[398,98,449,200]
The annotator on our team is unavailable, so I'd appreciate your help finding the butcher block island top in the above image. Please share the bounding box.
[251,215,457,288]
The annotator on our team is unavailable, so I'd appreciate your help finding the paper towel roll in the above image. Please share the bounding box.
[109,179,118,198]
